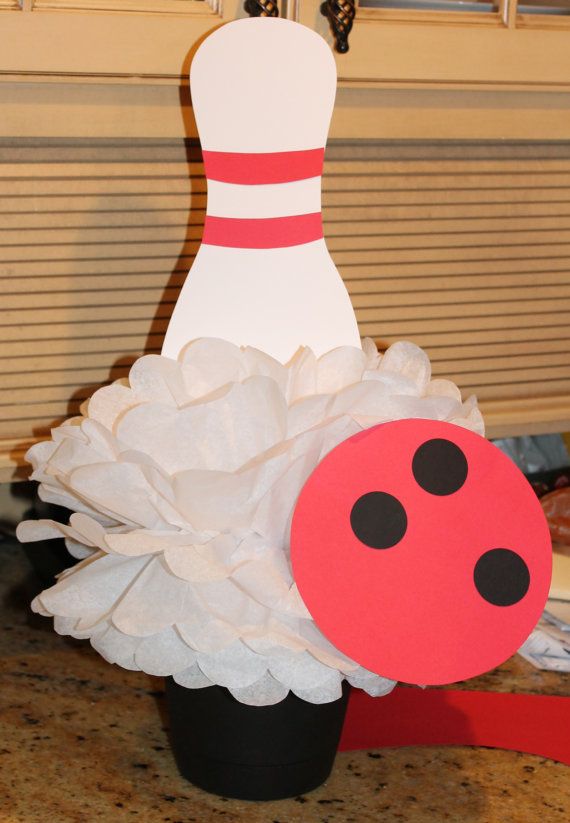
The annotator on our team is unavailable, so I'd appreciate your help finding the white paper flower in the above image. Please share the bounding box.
[18,337,484,705]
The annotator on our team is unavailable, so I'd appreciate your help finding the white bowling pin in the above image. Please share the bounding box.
[162,17,361,365]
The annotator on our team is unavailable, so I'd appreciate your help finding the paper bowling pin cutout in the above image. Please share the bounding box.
[162,18,360,364]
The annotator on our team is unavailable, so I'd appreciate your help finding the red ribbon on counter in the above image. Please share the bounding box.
[340,687,570,765]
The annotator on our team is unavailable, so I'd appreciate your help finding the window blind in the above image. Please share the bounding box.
[2,138,570,480]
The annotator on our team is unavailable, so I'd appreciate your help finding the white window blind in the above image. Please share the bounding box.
[2,138,570,480]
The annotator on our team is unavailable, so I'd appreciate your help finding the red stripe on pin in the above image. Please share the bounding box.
[202,149,325,185]
[202,213,323,249]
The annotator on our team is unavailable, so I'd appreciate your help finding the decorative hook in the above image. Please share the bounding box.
[244,0,279,16]
[320,0,355,54]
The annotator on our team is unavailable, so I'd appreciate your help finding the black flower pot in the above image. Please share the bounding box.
[19,490,76,589]
[165,678,351,800]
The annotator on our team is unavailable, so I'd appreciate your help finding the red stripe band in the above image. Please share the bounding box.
[202,149,325,185]
[202,213,323,249]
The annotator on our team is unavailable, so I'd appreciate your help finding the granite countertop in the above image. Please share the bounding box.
[0,538,568,823]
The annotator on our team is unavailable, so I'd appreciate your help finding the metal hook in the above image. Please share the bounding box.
[321,0,355,54]
[244,0,279,17]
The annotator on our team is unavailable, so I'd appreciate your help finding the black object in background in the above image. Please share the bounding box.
[8,481,76,588]
[526,466,570,499]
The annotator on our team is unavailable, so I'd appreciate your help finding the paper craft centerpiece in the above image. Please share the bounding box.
[18,17,551,801]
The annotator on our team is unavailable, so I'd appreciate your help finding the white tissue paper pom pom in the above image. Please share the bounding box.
[18,337,484,705]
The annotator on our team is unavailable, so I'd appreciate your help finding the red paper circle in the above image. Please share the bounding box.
[291,419,552,685]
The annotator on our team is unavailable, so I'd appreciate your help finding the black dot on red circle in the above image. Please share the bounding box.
[473,548,530,607]
[350,492,407,550]
[412,438,468,496]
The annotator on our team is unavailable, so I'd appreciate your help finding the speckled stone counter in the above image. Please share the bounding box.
[1,539,568,823]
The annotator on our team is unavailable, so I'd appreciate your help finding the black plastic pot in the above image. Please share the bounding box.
[16,485,76,589]
[165,678,350,800]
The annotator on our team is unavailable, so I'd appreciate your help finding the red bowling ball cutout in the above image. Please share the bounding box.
[291,419,552,685]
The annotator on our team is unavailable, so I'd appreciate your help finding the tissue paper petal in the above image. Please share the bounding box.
[269,651,342,691]
[65,539,96,560]
[117,377,286,474]
[293,674,343,704]
[91,623,141,670]
[173,662,214,689]
[317,346,366,393]
[379,340,431,391]
[129,354,188,407]
[17,519,70,543]
[180,337,243,397]
[41,553,148,623]
[178,616,238,653]
[135,627,197,676]
[112,557,191,637]
[87,383,136,430]
[164,543,232,582]
[229,672,289,706]
[105,530,199,557]
[197,641,268,689]
[347,668,397,698]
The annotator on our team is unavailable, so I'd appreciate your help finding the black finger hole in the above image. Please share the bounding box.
[474,548,530,606]
[350,491,407,550]
[412,438,468,496]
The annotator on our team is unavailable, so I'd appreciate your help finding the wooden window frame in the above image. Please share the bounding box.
[299,0,570,88]
[0,0,568,86]
[1,0,570,141]
[0,1,227,78]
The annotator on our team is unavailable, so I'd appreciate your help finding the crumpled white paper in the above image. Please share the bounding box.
[18,337,484,705]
